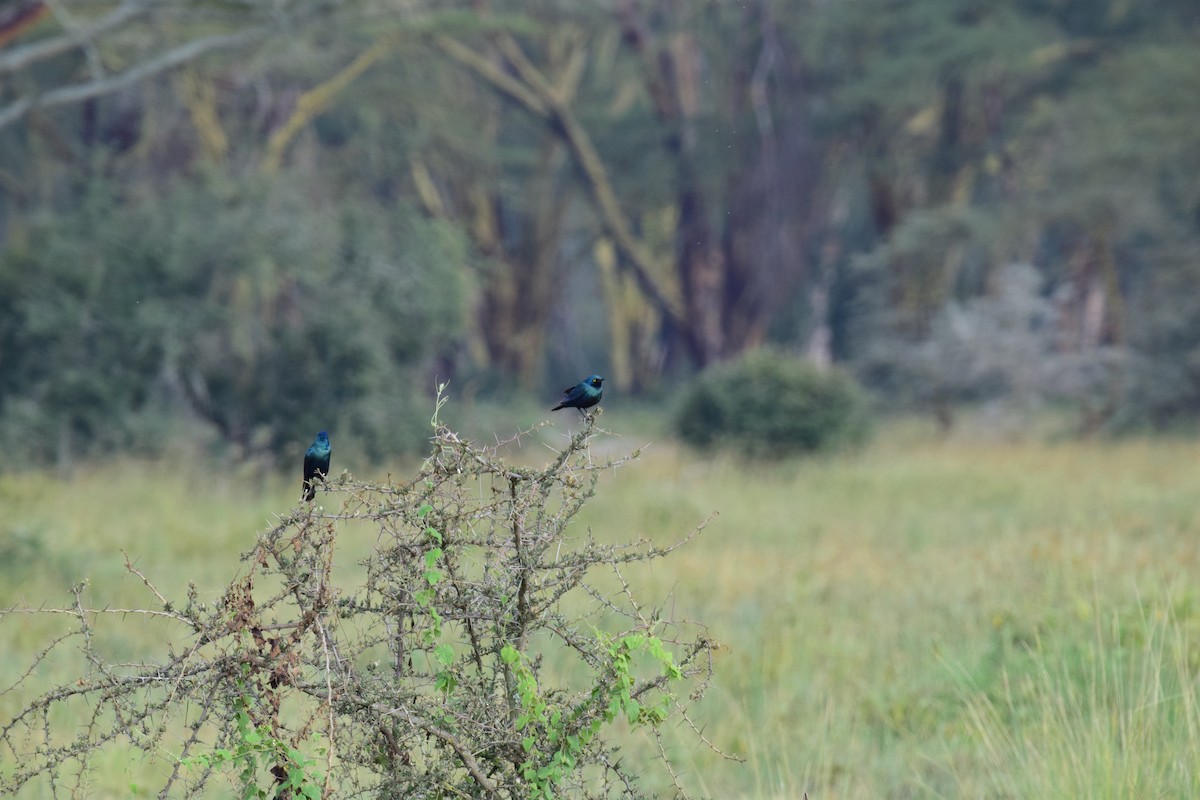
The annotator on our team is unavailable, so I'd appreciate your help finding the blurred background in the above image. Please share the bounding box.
[1,0,1198,467]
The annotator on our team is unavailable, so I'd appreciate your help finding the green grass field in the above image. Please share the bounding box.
[4,419,1200,798]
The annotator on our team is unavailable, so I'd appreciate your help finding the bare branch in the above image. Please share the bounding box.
[0,0,148,74]
[0,27,268,131]
[383,704,498,794]
[262,34,403,174]
[433,32,548,116]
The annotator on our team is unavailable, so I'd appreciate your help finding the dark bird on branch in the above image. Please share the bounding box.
[551,375,603,417]
[302,431,331,502]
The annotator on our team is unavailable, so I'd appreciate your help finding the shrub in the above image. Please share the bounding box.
[855,263,1126,431]
[0,398,723,798]
[675,349,871,457]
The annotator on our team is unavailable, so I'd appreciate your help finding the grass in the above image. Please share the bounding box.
[4,419,1200,798]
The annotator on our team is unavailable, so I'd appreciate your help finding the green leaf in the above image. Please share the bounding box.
[435,671,457,694]
[607,697,621,719]
[417,503,433,518]
[501,644,519,664]
[434,643,454,665]
[623,696,640,721]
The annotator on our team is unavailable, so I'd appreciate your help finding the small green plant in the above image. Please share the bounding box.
[181,692,324,800]
[502,628,684,799]
[675,349,871,457]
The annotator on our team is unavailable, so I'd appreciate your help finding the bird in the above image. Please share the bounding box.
[302,431,331,502]
[551,374,604,417]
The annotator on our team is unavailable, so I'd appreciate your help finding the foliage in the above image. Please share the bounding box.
[1035,40,1200,429]
[0,404,721,798]
[2,0,1200,451]
[858,263,1126,427]
[0,174,468,465]
[181,692,325,800]
[675,349,870,457]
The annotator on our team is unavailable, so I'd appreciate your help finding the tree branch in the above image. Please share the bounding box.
[380,704,499,794]
[262,34,403,174]
[493,32,686,325]
[433,33,548,117]
[0,0,149,74]
[0,27,267,131]
[434,31,686,326]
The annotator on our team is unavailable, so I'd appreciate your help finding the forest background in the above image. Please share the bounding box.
[2,0,1198,465]
[4,3,1200,798]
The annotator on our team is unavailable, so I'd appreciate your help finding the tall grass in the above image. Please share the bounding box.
[4,425,1200,797]
[954,601,1200,797]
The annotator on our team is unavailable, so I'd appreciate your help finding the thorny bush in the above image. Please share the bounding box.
[0,404,725,798]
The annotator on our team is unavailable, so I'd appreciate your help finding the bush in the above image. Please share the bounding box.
[0,403,723,798]
[675,350,871,457]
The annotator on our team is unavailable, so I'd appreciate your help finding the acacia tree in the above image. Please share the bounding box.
[0,406,725,797]
[414,1,824,380]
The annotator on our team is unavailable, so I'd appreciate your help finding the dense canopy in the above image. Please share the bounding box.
[1,0,1197,464]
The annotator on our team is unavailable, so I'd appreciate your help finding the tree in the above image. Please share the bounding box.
[427,1,825,380]
[2,0,1199,443]
[0,175,469,465]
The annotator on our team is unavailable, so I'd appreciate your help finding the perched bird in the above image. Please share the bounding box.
[551,374,604,416]
[302,431,331,502]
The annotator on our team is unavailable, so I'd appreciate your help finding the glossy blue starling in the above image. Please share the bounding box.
[551,375,603,416]
[302,431,331,502]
